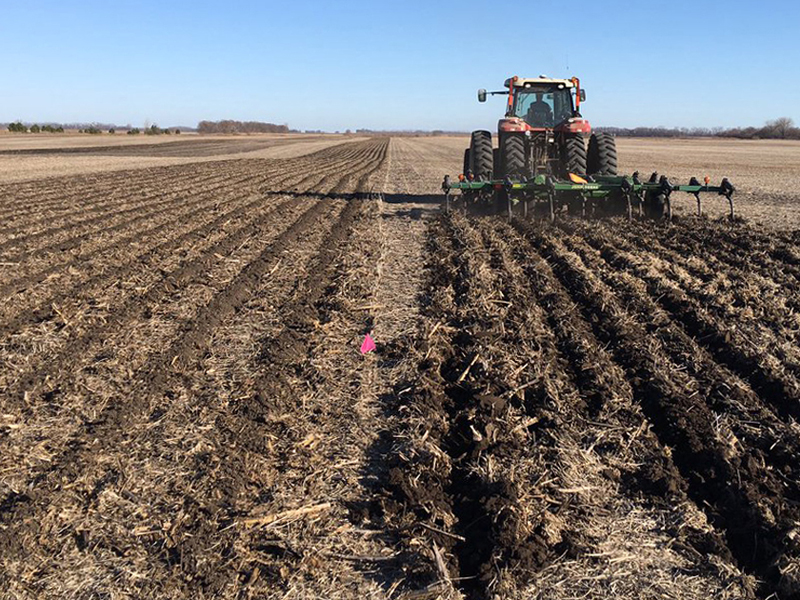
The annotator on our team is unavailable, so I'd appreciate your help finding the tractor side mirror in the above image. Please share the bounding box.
[478,89,487,102]
[579,89,586,102]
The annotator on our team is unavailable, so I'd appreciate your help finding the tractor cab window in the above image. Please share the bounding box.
[513,86,573,127]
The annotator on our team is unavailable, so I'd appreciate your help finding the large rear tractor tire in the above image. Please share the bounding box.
[587,133,618,176]
[469,130,494,181]
[561,134,587,178]
[500,135,526,179]
[463,148,470,175]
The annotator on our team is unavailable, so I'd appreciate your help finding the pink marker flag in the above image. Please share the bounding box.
[360,333,376,354]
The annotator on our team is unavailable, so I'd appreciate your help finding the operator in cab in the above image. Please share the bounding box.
[526,92,553,127]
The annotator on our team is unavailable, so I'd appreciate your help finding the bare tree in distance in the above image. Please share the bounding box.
[767,117,794,139]
[197,120,289,134]
[600,117,800,140]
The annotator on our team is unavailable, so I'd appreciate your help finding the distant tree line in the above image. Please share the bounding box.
[7,122,64,133]
[596,118,800,140]
[197,120,290,134]
[596,126,718,138]
[5,117,799,139]
[4,122,186,134]
[353,117,800,140]
[142,124,179,135]
[715,118,799,140]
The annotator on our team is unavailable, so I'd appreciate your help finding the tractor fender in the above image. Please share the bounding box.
[498,117,531,133]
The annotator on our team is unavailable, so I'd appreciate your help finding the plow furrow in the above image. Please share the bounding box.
[0,198,336,535]
[0,196,313,495]
[514,218,799,598]
[377,210,749,599]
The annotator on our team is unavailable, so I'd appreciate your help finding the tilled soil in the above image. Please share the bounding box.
[0,137,305,157]
[2,137,800,600]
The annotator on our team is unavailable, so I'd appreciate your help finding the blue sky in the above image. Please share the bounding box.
[2,0,798,131]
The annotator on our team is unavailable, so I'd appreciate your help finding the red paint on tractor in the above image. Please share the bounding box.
[571,76,582,111]
[498,117,531,133]
[555,119,592,134]
[506,75,518,114]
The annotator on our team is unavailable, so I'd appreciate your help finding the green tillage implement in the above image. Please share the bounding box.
[442,172,736,222]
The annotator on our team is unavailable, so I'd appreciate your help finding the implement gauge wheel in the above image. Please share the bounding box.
[501,135,526,178]
[561,133,587,177]
[469,130,494,181]
[587,133,618,176]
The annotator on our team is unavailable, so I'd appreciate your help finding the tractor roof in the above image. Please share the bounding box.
[504,76,575,89]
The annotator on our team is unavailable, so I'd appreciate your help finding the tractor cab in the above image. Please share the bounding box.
[495,76,591,135]
[512,85,572,127]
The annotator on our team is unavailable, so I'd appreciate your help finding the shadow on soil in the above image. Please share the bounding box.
[264,191,442,221]
[264,190,442,204]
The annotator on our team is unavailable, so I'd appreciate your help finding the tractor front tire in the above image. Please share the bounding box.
[501,135,526,178]
[561,134,587,178]
[469,130,494,181]
[587,133,618,176]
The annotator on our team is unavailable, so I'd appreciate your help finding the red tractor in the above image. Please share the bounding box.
[465,75,617,182]
[447,76,735,221]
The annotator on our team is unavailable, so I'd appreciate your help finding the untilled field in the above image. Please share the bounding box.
[0,134,359,183]
[2,136,800,600]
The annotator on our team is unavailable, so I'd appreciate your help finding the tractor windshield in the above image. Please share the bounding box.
[513,86,574,127]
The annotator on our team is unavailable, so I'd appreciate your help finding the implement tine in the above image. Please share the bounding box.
[545,176,556,223]
[632,172,644,217]
[442,175,452,213]
[659,176,674,222]
[689,177,702,216]
[720,178,736,220]
[621,176,633,222]
[503,176,514,221]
